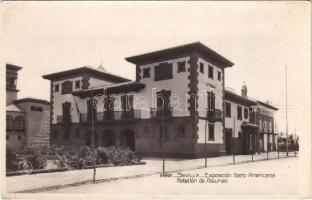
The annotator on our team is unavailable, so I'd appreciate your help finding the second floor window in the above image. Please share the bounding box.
[177,61,186,73]
[143,68,150,78]
[75,80,80,89]
[208,65,214,79]
[207,91,215,111]
[62,81,73,94]
[225,102,231,117]
[55,84,59,92]
[237,106,242,120]
[218,71,221,81]
[154,63,173,81]
[199,62,204,73]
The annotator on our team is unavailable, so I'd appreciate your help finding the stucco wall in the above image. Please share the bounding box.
[137,57,191,119]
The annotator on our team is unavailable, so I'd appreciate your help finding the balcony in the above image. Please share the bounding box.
[56,115,72,125]
[150,108,172,121]
[80,110,141,123]
[207,109,222,122]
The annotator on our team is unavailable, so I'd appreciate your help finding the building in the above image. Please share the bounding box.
[6,64,50,149]
[224,83,279,155]
[42,42,278,158]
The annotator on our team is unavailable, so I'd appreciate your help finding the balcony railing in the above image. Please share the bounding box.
[207,109,222,122]
[56,115,72,125]
[80,110,141,123]
[150,108,172,120]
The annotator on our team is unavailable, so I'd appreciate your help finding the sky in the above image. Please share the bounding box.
[1,1,310,136]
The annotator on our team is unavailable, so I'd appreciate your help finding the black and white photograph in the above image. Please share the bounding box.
[1,1,311,199]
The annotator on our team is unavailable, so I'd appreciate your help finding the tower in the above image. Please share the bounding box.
[241,81,247,97]
[6,64,22,106]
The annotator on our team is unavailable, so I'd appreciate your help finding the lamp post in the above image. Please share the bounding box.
[162,108,165,173]
[91,89,96,184]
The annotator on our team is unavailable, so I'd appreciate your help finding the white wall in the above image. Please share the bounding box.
[224,100,250,138]
[197,57,224,144]
[138,57,191,119]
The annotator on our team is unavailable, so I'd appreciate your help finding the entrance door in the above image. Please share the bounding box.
[225,129,232,154]
[120,129,135,151]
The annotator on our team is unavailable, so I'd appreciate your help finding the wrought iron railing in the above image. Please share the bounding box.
[150,108,172,120]
[80,110,141,122]
[207,109,222,122]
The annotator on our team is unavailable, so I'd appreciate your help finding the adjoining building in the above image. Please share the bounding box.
[6,64,50,149]
[42,42,278,158]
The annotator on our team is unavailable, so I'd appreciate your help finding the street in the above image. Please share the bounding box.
[46,156,300,196]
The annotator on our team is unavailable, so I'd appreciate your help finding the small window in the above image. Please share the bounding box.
[75,80,80,89]
[177,62,186,73]
[225,102,231,118]
[199,62,204,73]
[18,135,21,140]
[244,108,249,119]
[6,135,9,140]
[37,107,43,112]
[208,124,214,141]
[208,65,214,79]
[237,106,242,120]
[143,68,150,78]
[238,131,242,139]
[217,71,221,81]
[178,125,185,138]
[55,84,59,92]
[143,126,149,137]
[30,106,36,111]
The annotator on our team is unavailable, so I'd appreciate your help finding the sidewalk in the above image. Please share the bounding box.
[6,151,295,193]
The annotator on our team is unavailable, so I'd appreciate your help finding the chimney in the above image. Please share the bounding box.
[241,82,247,97]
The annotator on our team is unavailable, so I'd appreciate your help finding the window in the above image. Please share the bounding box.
[143,126,149,137]
[207,91,215,111]
[199,62,204,73]
[244,108,249,119]
[238,131,242,139]
[55,84,59,92]
[143,68,150,78]
[208,65,213,79]
[30,106,43,112]
[6,115,13,130]
[18,135,21,140]
[61,81,73,94]
[225,102,231,118]
[154,63,173,81]
[218,71,221,81]
[208,124,214,141]
[237,106,242,120]
[6,135,9,140]
[178,125,185,138]
[177,61,186,73]
[75,80,80,89]
[14,116,24,131]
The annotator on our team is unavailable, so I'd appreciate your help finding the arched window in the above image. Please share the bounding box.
[178,125,185,138]
[6,115,14,130]
[14,116,24,131]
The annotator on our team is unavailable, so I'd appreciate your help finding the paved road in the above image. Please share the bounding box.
[6,152,296,194]
[48,157,300,197]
